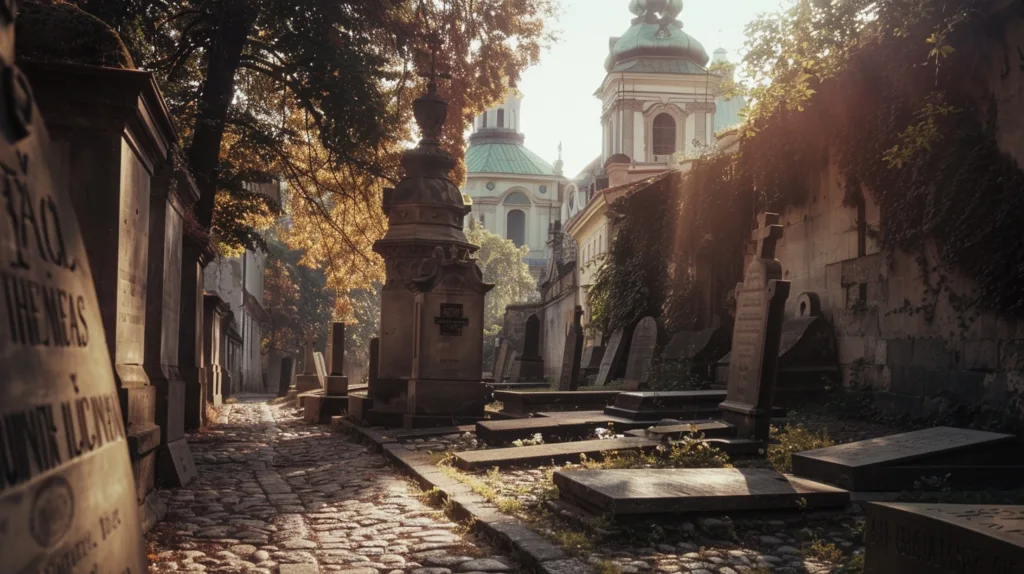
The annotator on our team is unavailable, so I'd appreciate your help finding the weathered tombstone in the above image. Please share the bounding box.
[554,469,848,517]
[295,333,321,392]
[718,213,791,442]
[792,426,1019,491]
[559,306,585,391]
[595,328,627,386]
[864,503,1024,573]
[662,327,730,380]
[277,356,295,397]
[313,351,328,388]
[512,314,545,382]
[368,337,379,390]
[0,12,147,569]
[407,246,493,428]
[492,338,510,383]
[580,345,606,381]
[506,350,522,382]
[25,57,180,525]
[326,321,349,395]
[202,294,229,408]
[624,316,657,388]
[488,337,502,377]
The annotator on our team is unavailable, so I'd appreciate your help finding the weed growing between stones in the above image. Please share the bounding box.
[574,433,731,470]
[767,425,835,473]
[511,433,544,447]
[804,539,843,564]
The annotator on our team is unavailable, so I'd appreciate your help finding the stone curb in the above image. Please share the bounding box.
[333,419,590,574]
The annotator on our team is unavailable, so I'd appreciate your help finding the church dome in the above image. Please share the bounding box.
[605,0,709,72]
[466,92,556,176]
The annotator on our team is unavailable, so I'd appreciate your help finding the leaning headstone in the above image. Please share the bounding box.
[580,345,606,381]
[512,314,545,382]
[493,339,510,383]
[506,350,522,383]
[313,351,328,388]
[864,503,1024,573]
[718,213,790,442]
[488,337,502,377]
[595,328,627,386]
[0,15,147,570]
[559,306,585,391]
[295,334,321,392]
[792,426,1018,491]
[624,317,657,388]
[662,327,730,380]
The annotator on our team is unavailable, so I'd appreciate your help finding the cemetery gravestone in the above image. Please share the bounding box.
[624,316,657,387]
[314,351,328,387]
[0,17,147,571]
[512,314,545,382]
[493,339,510,383]
[506,351,522,383]
[277,356,295,397]
[718,213,790,442]
[580,345,606,381]
[864,503,1024,574]
[559,306,585,391]
[295,334,321,392]
[792,426,1019,491]
[662,327,730,380]
[488,337,502,377]
[326,322,349,395]
[595,328,627,386]
[202,294,229,408]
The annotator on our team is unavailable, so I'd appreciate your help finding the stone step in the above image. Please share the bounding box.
[494,390,621,414]
[554,468,849,517]
[475,412,645,445]
[603,405,722,421]
[642,421,737,440]
[453,437,660,470]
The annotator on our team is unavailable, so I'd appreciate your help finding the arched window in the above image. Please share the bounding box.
[497,108,505,128]
[506,209,526,247]
[503,191,531,206]
[653,113,677,155]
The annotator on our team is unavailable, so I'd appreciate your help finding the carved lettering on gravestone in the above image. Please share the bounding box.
[595,328,626,386]
[435,302,469,336]
[719,213,790,441]
[0,21,147,572]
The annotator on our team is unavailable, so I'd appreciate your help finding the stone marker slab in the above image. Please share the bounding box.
[643,421,737,440]
[555,468,849,516]
[605,390,728,420]
[475,412,645,445]
[495,390,621,414]
[865,503,1024,574]
[792,426,1019,491]
[157,438,198,487]
[558,306,585,391]
[455,437,660,470]
[493,339,510,382]
[595,328,627,386]
[624,316,657,384]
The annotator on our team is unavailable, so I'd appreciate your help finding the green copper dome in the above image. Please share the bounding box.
[606,1,709,72]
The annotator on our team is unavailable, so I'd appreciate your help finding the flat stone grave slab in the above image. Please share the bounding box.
[386,424,476,441]
[488,382,552,392]
[792,426,1022,491]
[865,503,1024,573]
[555,468,849,517]
[605,390,727,420]
[475,411,645,445]
[495,390,621,414]
[552,468,847,517]
[454,437,660,470]
[643,420,737,440]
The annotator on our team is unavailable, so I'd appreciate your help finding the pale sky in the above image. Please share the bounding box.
[515,0,783,177]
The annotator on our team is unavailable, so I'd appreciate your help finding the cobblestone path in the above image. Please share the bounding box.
[147,395,513,574]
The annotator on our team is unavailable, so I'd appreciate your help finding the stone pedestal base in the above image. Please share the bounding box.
[407,380,487,419]
[157,437,197,487]
[150,372,186,443]
[348,393,370,423]
[303,394,349,424]
[370,378,408,414]
[719,400,771,442]
[296,373,321,393]
[326,375,349,396]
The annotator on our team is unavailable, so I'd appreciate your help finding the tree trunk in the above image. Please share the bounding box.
[189,0,257,229]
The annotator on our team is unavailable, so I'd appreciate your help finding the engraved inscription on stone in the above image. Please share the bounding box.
[434,303,469,336]
[115,140,150,365]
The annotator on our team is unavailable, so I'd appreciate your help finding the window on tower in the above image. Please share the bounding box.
[653,113,677,155]
[498,108,505,128]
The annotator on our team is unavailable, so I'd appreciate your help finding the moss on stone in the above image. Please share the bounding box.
[16,0,135,69]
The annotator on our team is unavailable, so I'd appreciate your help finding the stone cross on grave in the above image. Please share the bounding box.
[718,213,790,443]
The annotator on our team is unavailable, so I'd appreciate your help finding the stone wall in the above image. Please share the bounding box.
[762,10,1024,414]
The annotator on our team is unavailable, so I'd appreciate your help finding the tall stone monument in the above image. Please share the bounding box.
[295,333,321,392]
[559,306,585,391]
[0,9,147,570]
[372,56,492,428]
[718,213,790,442]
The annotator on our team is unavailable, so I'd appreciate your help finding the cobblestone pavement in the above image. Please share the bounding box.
[147,395,515,574]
